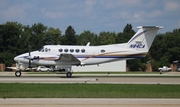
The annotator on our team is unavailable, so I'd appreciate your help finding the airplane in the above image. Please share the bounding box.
[13,26,163,77]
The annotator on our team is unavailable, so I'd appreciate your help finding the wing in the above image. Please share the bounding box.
[55,53,81,65]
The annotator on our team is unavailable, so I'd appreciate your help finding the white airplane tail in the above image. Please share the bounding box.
[127,26,163,52]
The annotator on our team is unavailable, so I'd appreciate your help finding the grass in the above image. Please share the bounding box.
[0,83,180,98]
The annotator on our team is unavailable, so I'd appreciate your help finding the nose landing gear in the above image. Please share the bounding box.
[15,71,21,77]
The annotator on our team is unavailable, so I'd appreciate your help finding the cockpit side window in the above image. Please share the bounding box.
[45,48,48,52]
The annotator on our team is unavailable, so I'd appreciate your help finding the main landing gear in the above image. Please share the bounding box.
[66,72,72,78]
[15,71,21,77]
[58,67,72,78]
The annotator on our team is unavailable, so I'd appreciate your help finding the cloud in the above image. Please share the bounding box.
[120,12,131,19]
[41,0,97,20]
[0,4,30,20]
[164,1,180,11]
[82,0,97,19]
[148,10,162,18]
[41,8,68,19]
[177,20,180,28]
[85,0,96,6]
[129,10,162,24]
[100,0,142,9]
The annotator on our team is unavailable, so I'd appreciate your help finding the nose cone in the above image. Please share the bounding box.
[14,56,19,62]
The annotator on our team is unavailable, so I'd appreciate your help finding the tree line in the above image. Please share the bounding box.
[0,22,180,71]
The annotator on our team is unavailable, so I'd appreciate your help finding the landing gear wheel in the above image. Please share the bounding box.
[66,72,72,78]
[15,71,21,77]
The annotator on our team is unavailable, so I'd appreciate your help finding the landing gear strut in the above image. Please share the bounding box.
[15,71,21,77]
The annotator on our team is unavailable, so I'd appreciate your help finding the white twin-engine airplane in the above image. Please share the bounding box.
[14,26,163,77]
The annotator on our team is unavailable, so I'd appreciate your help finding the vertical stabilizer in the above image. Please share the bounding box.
[127,26,163,52]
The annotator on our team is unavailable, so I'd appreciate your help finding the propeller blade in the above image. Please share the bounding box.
[16,62,20,70]
[28,45,31,68]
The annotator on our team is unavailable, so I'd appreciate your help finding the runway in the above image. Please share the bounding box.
[1,98,180,107]
[0,72,180,84]
[1,76,180,84]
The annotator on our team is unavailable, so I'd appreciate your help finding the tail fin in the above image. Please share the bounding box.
[127,26,163,52]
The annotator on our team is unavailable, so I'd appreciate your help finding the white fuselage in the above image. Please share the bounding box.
[14,44,146,67]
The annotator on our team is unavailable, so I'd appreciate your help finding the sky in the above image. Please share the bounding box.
[0,0,180,34]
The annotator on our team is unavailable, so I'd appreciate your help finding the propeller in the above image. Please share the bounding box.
[16,62,20,71]
[28,44,32,68]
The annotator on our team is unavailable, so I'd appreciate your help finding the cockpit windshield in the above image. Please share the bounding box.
[38,46,51,52]
[39,47,44,52]
[38,47,44,52]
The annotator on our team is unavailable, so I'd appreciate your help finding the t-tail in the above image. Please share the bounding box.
[127,26,163,52]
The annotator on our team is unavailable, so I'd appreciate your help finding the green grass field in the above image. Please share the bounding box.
[0,83,180,98]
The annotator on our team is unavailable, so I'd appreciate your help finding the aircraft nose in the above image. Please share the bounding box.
[14,56,19,62]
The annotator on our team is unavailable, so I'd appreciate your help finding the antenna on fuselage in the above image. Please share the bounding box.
[86,42,90,46]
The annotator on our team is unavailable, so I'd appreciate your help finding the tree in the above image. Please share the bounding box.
[123,23,134,33]
[150,28,180,69]
[127,58,147,71]
[0,52,15,67]
[0,21,63,68]
[46,27,62,45]
[0,22,23,66]
[98,31,116,45]
[29,23,47,50]
[77,30,98,46]
[0,22,22,53]
[116,24,135,43]
[149,34,165,61]
[62,25,76,45]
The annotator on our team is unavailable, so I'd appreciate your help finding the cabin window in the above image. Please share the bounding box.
[70,49,74,53]
[75,49,80,53]
[64,49,68,52]
[59,49,63,52]
[101,49,105,53]
[81,49,85,53]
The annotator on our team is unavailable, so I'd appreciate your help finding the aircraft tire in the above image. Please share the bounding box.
[15,71,21,77]
[66,72,72,78]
